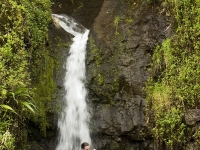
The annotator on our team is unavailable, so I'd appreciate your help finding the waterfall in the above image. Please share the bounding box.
[52,14,91,150]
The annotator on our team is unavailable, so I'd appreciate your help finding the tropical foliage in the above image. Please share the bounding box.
[0,0,55,149]
[145,0,200,149]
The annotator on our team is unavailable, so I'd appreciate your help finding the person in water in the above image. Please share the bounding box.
[81,142,97,150]
[81,142,90,150]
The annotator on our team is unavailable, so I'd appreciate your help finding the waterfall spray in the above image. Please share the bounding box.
[52,14,91,150]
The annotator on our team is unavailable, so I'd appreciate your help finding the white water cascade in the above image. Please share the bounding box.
[52,14,91,150]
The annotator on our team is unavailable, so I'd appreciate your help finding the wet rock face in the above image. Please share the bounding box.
[87,0,173,149]
[51,0,104,29]
[27,24,72,150]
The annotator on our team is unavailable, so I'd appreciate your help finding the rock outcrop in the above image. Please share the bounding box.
[51,0,104,29]
[86,0,173,149]
[185,109,200,126]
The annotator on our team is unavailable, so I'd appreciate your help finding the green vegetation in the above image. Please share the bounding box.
[1,0,200,149]
[0,0,56,149]
[145,0,200,149]
[120,0,137,8]
[88,36,119,104]
[114,16,120,35]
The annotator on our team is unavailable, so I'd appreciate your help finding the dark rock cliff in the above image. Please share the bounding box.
[86,0,173,149]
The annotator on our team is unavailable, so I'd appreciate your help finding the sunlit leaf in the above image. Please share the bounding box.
[1,89,7,96]
[0,104,19,116]
[21,101,35,113]
[14,88,27,95]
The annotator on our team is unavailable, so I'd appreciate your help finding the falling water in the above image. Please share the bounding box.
[52,14,91,150]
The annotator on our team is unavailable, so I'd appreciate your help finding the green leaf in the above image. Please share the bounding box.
[0,104,14,111]
[22,93,34,101]
[10,92,18,104]
[1,89,7,96]
[0,104,19,116]
[14,88,27,95]
[21,101,35,113]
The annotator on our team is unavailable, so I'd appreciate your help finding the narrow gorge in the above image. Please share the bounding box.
[27,0,200,150]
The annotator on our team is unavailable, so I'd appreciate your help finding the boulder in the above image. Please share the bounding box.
[184,109,200,126]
